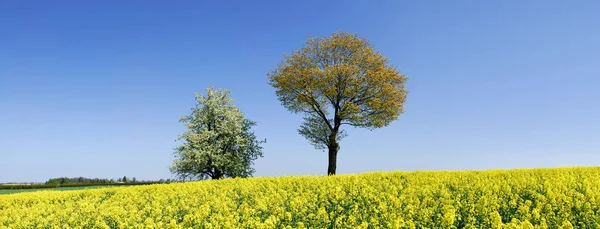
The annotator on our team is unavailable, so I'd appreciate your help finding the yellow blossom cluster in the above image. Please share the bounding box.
[2,167,600,228]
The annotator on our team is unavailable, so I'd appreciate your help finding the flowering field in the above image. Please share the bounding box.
[1,167,600,228]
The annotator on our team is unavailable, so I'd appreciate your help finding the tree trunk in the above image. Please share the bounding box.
[327,133,339,175]
[328,104,342,175]
[327,144,338,175]
[212,168,223,180]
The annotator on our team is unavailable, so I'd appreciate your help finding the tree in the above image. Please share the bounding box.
[268,31,408,175]
[122,176,127,183]
[170,86,266,180]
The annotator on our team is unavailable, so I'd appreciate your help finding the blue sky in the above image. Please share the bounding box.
[1,1,599,183]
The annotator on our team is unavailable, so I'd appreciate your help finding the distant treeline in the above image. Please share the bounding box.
[0,176,175,190]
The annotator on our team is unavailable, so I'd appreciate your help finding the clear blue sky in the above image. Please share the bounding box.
[1,1,599,183]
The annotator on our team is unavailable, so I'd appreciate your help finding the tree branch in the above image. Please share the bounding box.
[302,86,333,131]
[308,101,333,131]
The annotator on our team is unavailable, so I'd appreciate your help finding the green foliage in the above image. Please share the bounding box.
[46,177,115,185]
[170,86,266,180]
[298,115,347,150]
[0,177,171,193]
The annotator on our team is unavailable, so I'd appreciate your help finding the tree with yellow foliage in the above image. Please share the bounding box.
[268,31,408,175]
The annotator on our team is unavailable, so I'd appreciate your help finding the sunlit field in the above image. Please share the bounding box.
[2,167,600,228]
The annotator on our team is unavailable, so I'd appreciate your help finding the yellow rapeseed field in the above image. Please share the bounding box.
[2,167,600,228]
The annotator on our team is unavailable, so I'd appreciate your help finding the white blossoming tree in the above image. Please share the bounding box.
[170,86,265,180]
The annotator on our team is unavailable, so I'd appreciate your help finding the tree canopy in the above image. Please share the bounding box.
[268,31,408,175]
[170,86,265,180]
